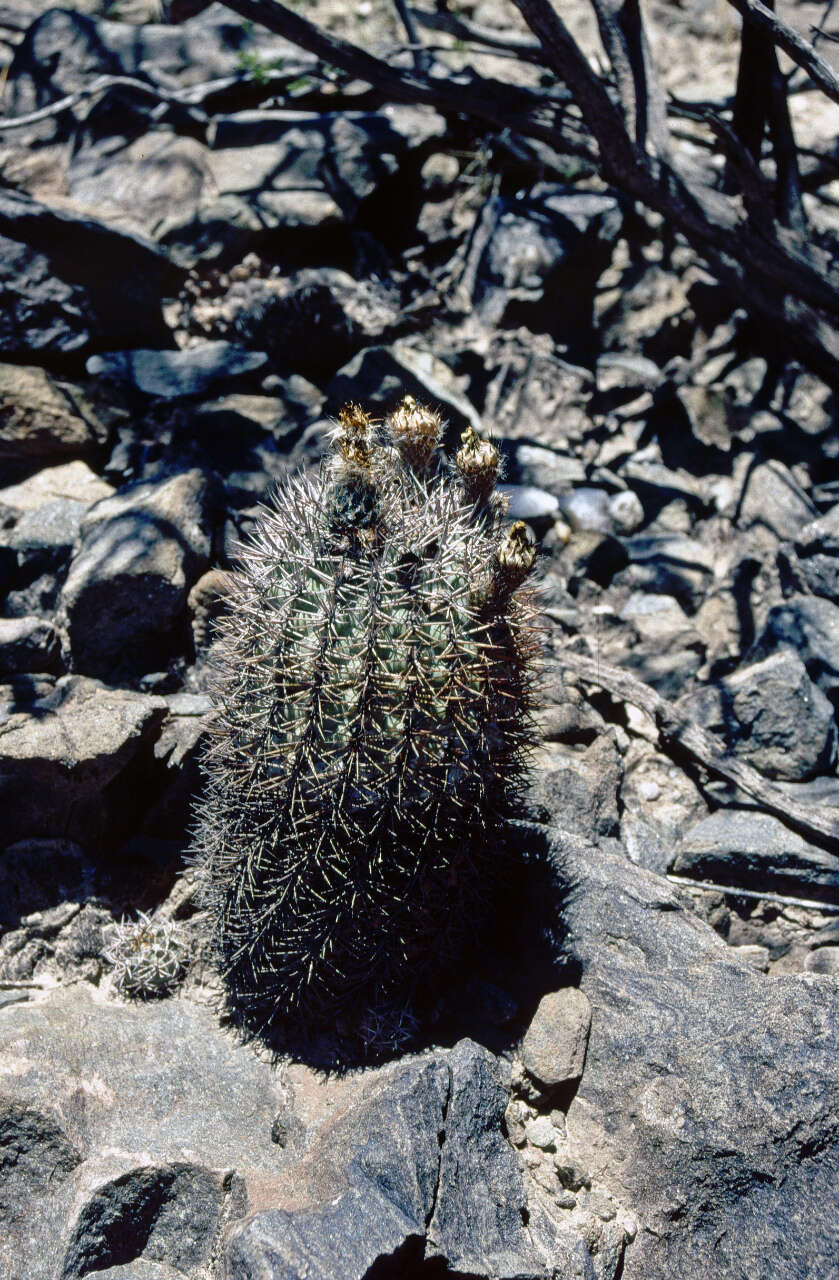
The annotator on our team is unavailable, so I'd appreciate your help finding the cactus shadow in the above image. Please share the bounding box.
[225,819,579,1073]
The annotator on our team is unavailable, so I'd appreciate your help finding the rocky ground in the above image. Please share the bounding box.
[1,1,839,1278]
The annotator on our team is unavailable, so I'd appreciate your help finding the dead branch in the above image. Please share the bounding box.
[724,0,839,106]
[552,645,839,852]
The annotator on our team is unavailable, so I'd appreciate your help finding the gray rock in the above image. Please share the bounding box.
[671,810,839,903]
[739,460,817,542]
[7,499,89,565]
[596,353,662,395]
[0,986,285,1280]
[556,531,629,593]
[804,946,839,975]
[554,832,839,1280]
[753,595,839,697]
[0,676,166,847]
[559,488,614,534]
[527,737,622,842]
[230,269,401,382]
[680,650,837,781]
[520,988,592,1092]
[608,489,645,533]
[60,469,213,681]
[86,344,267,400]
[228,1039,584,1280]
[500,483,561,521]
[620,533,713,610]
[466,187,622,338]
[0,189,178,358]
[0,615,63,675]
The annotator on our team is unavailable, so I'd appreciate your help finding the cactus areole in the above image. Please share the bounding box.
[193,398,539,1040]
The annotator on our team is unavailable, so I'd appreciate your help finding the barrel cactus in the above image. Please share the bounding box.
[192,397,539,1048]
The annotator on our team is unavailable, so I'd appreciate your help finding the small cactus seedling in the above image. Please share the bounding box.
[192,397,539,1045]
[104,912,189,1000]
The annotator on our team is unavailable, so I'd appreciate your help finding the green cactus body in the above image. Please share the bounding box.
[193,400,538,1040]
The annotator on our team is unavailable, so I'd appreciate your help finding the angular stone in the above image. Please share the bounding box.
[0,365,109,467]
[0,615,63,675]
[739,460,817,541]
[680,650,837,782]
[753,595,839,698]
[0,461,114,513]
[60,469,213,681]
[552,832,839,1280]
[86,344,267,400]
[520,988,592,1091]
[672,810,839,904]
[0,675,166,847]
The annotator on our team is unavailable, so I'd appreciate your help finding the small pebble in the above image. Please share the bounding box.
[609,488,645,532]
[525,1115,557,1151]
[638,779,661,802]
[556,1190,577,1209]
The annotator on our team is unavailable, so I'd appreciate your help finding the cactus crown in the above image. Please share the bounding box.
[192,397,539,1051]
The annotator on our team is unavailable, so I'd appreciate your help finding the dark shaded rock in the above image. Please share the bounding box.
[527,737,621,842]
[553,832,839,1280]
[228,1039,585,1280]
[231,269,401,382]
[60,469,213,681]
[0,189,178,360]
[327,344,482,443]
[0,615,63,675]
[753,595,839,698]
[555,531,629,592]
[670,810,839,903]
[0,838,90,931]
[0,676,166,847]
[619,533,713,610]
[465,186,622,341]
[680,650,837,782]
[86,344,267,401]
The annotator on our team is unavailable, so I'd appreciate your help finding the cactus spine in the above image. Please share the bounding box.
[193,397,538,1045]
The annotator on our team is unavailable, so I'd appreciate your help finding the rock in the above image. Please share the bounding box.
[553,831,839,1280]
[86,344,267,400]
[327,344,482,442]
[680,651,837,782]
[465,186,622,340]
[738,460,817,541]
[524,1115,557,1150]
[804,946,839,975]
[0,188,179,359]
[0,461,115,513]
[0,839,91,932]
[230,269,401,382]
[556,532,629,593]
[753,595,839,698]
[0,365,111,470]
[559,488,614,534]
[520,988,592,1093]
[0,985,285,1280]
[0,615,63,675]
[0,675,166,847]
[671,811,839,904]
[595,353,662,395]
[60,469,213,681]
[620,533,713,610]
[528,737,622,842]
[227,1039,587,1280]
[500,483,561,522]
[512,444,587,492]
[674,384,732,452]
[607,489,644,533]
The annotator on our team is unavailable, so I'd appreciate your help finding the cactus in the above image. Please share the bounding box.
[104,911,189,1000]
[192,397,539,1046]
